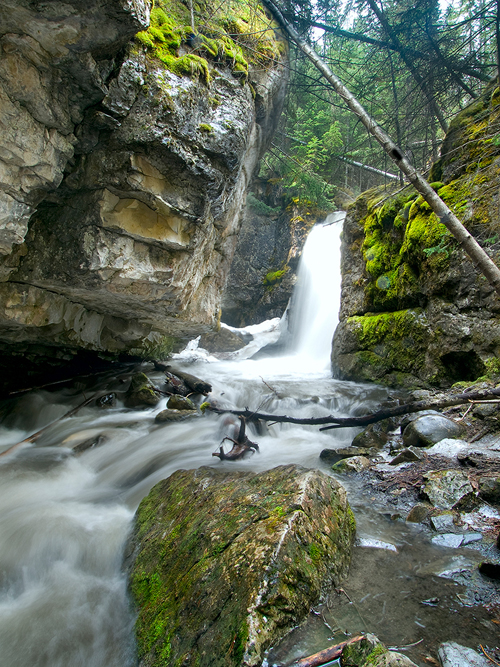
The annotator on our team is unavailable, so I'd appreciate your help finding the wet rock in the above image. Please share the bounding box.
[422,470,475,510]
[406,503,433,523]
[155,409,196,423]
[73,434,108,455]
[461,532,482,545]
[478,475,500,503]
[96,393,116,409]
[430,513,456,532]
[472,403,498,419]
[389,447,423,465]
[431,533,464,548]
[320,447,372,464]
[369,652,420,667]
[199,328,246,354]
[124,373,160,408]
[166,395,196,411]
[438,641,491,667]
[127,465,356,667]
[332,456,371,473]
[351,424,388,450]
[403,414,464,447]
[400,410,441,430]
[341,633,384,667]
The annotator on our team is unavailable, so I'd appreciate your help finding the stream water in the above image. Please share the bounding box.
[0,212,497,667]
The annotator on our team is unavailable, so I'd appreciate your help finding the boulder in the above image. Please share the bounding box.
[166,395,196,411]
[406,503,432,523]
[351,424,388,449]
[124,372,160,408]
[154,409,196,423]
[478,475,500,503]
[127,465,356,667]
[332,456,371,473]
[403,414,464,447]
[438,642,490,667]
[199,328,247,354]
[341,634,418,667]
[422,470,475,510]
[389,447,423,465]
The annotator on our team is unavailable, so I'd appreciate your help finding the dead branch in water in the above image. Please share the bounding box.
[212,416,259,461]
[290,635,364,667]
[206,386,500,431]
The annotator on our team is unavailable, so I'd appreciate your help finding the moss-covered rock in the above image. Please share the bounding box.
[127,464,356,667]
[124,373,161,408]
[332,85,500,389]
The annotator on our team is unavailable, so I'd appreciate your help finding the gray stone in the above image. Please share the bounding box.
[332,456,371,473]
[430,513,456,532]
[478,475,500,503]
[431,533,464,548]
[128,465,356,667]
[320,447,372,464]
[389,447,423,465]
[199,328,246,354]
[472,403,498,418]
[400,410,441,430]
[461,532,482,545]
[369,652,420,667]
[406,503,432,523]
[351,424,388,449]
[403,414,464,447]
[422,470,475,510]
[438,641,490,667]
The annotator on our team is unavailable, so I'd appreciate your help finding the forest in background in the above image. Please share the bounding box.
[255,0,499,209]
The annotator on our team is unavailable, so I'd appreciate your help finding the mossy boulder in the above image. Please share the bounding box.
[127,464,356,667]
[166,395,196,411]
[124,373,161,408]
[332,85,500,389]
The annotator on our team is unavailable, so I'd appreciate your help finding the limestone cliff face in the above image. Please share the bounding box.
[0,0,287,362]
[222,184,319,327]
[332,86,500,388]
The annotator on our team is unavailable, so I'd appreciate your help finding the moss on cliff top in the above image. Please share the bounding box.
[135,0,284,84]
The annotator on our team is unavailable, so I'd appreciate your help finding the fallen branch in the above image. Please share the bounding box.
[291,635,364,667]
[212,416,259,460]
[206,386,500,431]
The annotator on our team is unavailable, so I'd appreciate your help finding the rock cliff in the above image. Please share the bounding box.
[332,86,500,388]
[222,182,317,327]
[0,0,287,380]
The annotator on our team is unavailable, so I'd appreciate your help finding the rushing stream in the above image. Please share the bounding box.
[0,212,497,667]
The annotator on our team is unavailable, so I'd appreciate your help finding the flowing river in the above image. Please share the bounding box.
[0,213,497,667]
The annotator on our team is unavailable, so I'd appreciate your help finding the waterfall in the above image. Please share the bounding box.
[287,211,345,367]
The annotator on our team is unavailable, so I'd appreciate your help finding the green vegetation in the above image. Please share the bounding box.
[134,0,284,84]
[263,267,289,286]
[247,192,281,216]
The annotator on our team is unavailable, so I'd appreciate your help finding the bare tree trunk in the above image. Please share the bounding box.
[261,0,500,297]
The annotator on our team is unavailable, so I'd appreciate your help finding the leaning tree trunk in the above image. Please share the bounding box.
[261,0,500,297]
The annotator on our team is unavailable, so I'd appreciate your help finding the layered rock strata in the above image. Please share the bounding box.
[0,0,287,363]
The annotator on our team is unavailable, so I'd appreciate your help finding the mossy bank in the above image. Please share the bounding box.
[332,85,500,389]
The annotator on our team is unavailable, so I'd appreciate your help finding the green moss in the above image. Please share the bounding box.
[263,267,288,286]
[199,123,213,133]
[134,0,283,84]
[364,645,389,665]
[129,334,178,360]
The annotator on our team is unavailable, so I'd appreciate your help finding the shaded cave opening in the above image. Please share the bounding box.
[440,350,486,384]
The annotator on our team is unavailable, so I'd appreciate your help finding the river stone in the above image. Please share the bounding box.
[341,634,384,667]
[368,652,420,667]
[166,395,196,411]
[478,475,500,503]
[154,409,196,423]
[124,372,160,408]
[332,456,371,473]
[351,424,388,449]
[389,447,423,465]
[422,470,475,510]
[199,328,247,353]
[320,447,372,464]
[402,414,464,447]
[438,642,490,667]
[406,503,433,523]
[127,465,356,667]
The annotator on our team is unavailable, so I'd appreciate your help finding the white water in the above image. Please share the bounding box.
[0,213,389,666]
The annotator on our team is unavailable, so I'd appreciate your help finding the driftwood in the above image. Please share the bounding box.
[290,635,365,667]
[206,386,500,431]
[155,363,212,395]
[212,416,259,461]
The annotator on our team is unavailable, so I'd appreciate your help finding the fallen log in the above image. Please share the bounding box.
[212,416,259,460]
[159,364,212,395]
[206,386,500,431]
[291,635,365,667]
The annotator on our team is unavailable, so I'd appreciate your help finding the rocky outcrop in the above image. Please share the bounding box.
[331,86,500,388]
[0,0,287,369]
[222,183,318,327]
[126,464,356,667]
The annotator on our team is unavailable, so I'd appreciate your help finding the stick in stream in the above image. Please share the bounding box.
[0,392,104,458]
[206,386,500,431]
[291,635,364,667]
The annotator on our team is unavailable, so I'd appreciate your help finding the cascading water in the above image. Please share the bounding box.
[0,214,495,666]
